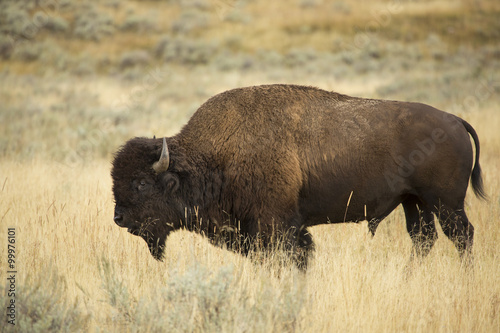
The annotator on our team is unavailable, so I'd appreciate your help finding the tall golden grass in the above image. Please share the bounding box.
[1,106,499,332]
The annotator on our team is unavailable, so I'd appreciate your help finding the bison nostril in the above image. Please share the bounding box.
[114,214,124,224]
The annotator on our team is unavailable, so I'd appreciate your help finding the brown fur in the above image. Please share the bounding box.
[111,84,485,269]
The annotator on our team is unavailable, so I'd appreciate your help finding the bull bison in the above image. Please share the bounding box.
[111,84,485,269]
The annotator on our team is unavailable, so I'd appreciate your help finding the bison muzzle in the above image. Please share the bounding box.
[111,84,486,269]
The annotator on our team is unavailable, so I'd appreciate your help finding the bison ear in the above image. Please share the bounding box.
[161,173,180,194]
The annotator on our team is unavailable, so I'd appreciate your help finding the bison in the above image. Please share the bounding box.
[111,84,485,269]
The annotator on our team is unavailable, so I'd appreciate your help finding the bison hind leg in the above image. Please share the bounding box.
[402,196,438,260]
[434,203,474,266]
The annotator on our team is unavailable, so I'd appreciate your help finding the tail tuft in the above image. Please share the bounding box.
[471,161,487,200]
[462,120,487,201]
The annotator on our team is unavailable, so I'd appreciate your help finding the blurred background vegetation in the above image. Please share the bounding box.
[0,0,499,163]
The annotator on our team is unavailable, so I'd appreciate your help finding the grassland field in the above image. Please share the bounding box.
[1,0,500,332]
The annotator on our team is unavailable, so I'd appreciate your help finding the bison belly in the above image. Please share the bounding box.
[298,158,403,226]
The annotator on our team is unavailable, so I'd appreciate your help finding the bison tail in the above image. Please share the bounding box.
[462,119,487,200]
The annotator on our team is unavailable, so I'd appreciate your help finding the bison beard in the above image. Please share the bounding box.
[128,219,167,260]
[111,84,486,270]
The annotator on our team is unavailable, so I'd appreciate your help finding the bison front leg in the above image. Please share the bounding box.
[255,217,315,271]
[279,224,315,271]
[294,226,315,271]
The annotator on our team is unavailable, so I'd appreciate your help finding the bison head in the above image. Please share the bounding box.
[111,137,186,260]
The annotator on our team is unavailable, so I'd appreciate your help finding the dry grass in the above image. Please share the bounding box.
[0,106,499,331]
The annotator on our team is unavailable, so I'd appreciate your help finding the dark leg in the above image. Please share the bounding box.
[248,212,314,271]
[402,196,438,259]
[435,203,474,263]
[278,216,315,271]
[367,203,400,236]
[416,208,438,256]
[293,226,314,271]
[368,218,381,237]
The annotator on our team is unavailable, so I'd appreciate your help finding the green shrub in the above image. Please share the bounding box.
[284,48,318,68]
[98,259,134,321]
[119,50,152,69]
[0,2,68,40]
[223,9,252,24]
[0,3,32,37]
[0,33,14,59]
[213,51,254,71]
[73,4,115,41]
[171,10,210,34]
[100,259,307,332]
[256,49,283,67]
[11,41,42,62]
[0,266,91,332]
[120,14,157,33]
[44,16,70,33]
[155,36,217,65]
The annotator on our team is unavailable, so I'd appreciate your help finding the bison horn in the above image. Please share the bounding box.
[153,137,170,173]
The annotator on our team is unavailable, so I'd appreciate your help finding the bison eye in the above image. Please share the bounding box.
[138,180,147,191]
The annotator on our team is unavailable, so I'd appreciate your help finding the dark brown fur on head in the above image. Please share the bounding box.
[111,137,188,260]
